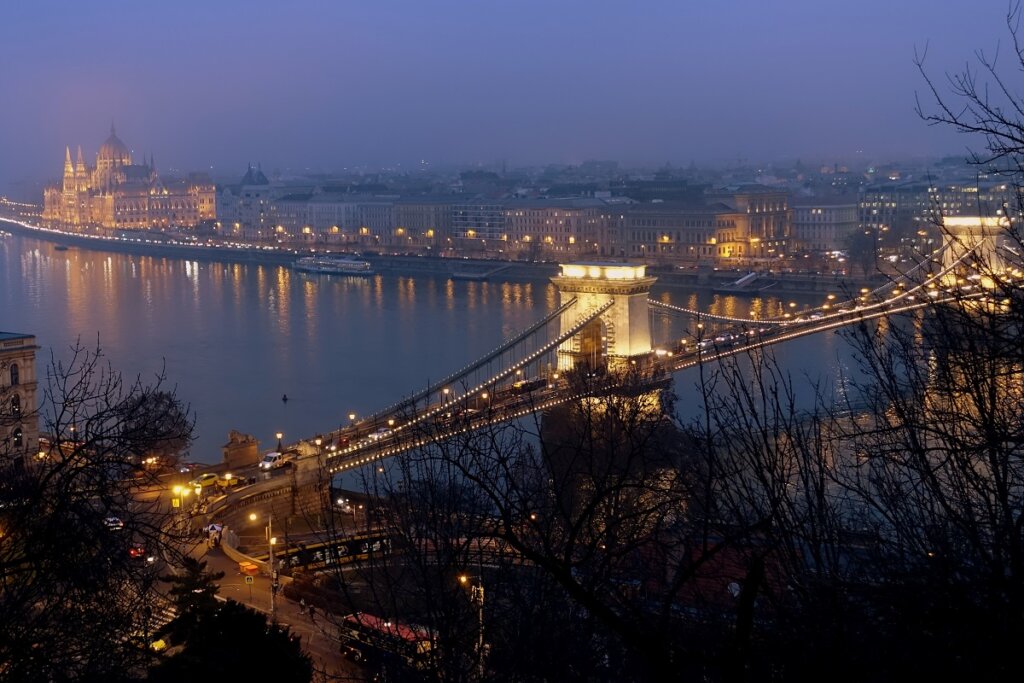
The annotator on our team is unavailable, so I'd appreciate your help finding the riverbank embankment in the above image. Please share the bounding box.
[1,216,884,295]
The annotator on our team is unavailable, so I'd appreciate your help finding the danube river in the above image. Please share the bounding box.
[0,232,856,462]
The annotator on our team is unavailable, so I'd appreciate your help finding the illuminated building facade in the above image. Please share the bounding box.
[624,202,749,263]
[791,197,858,252]
[707,185,791,259]
[42,126,215,230]
[0,332,38,460]
[504,199,617,257]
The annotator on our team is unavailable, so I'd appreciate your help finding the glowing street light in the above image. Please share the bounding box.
[275,431,283,451]
[458,574,487,679]
[250,512,278,620]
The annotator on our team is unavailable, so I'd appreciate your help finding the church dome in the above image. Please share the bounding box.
[98,125,131,163]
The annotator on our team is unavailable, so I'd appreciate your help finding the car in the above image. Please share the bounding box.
[368,428,391,442]
[216,473,240,489]
[128,543,155,563]
[104,516,124,531]
[178,461,200,474]
[259,452,293,470]
[188,473,219,489]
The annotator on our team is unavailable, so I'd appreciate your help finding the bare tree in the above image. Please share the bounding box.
[0,341,195,682]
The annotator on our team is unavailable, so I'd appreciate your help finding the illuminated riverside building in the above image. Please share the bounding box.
[858,179,1022,253]
[42,126,215,230]
[707,185,791,260]
[624,202,747,263]
[503,198,622,258]
[0,332,38,460]
[791,196,858,252]
[623,185,791,265]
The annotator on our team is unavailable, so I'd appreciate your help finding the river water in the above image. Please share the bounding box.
[0,232,857,462]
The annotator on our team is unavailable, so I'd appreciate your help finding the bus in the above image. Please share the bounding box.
[339,612,434,670]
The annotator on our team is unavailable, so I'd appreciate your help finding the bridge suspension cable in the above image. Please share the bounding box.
[364,296,579,423]
[669,290,984,375]
[647,298,787,325]
[328,299,616,469]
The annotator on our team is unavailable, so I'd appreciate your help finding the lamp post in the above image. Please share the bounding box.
[314,436,323,459]
[459,574,486,680]
[171,485,190,530]
[275,431,283,452]
[251,512,277,620]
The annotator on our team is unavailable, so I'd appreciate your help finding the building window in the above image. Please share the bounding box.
[10,364,18,386]
[11,394,20,417]
[12,427,22,448]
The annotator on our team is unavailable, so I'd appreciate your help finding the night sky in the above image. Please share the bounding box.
[0,0,1013,194]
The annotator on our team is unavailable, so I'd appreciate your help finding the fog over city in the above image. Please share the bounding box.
[0,0,1010,194]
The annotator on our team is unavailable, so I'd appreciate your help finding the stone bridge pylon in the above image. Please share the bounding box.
[551,262,657,373]
[940,216,1011,288]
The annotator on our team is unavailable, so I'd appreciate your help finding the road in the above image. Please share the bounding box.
[196,543,367,682]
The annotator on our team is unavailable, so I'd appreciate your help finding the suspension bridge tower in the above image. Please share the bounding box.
[551,262,657,373]
[940,216,1010,288]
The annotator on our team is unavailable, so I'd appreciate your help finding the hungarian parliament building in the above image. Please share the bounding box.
[42,126,215,230]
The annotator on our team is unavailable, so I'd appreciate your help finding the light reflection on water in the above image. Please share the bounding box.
[0,234,856,462]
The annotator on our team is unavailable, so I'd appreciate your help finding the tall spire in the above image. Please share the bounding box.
[110,121,116,137]
[64,146,73,175]
[76,146,85,167]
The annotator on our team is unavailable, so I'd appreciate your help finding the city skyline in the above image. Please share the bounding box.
[0,0,1013,195]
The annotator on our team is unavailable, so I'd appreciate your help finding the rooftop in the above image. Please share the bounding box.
[0,332,34,342]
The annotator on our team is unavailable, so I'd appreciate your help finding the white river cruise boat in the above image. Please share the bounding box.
[292,255,375,276]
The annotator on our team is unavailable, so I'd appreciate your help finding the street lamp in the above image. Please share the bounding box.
[314,436,323,458]
[458,574,486,679]
[250,512,278,620]
[171,485,190,528]
[275,431,283,452]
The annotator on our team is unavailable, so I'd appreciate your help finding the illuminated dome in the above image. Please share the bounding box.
[97,124,131,165]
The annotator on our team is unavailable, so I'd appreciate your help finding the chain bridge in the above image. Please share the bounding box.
[234,216,1020,506]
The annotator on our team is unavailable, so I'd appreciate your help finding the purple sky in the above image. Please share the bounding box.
[0,0,1015,194]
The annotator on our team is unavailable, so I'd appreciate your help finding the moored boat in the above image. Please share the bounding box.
[450,270,488,281]
[293,255,374,276]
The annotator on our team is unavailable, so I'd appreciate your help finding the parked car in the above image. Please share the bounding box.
[188,473,219,489]
[103,516,124,531]
[216,472,240,489]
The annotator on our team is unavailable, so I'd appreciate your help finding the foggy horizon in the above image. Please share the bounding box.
[0,0,1014,194]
